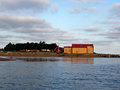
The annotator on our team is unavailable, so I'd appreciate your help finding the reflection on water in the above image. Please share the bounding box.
[16,57,64,62]
[0,57,120,90]
[17,57,94,64]
[18,58,59,62]
[64,58,94,64]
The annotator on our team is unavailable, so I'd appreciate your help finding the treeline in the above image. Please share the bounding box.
[4,41,62,52]
[0,48,3,51]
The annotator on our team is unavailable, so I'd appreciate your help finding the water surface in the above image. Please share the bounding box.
[0,57,120,90]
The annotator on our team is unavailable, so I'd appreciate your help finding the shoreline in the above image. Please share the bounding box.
[0,52,120,58]
[0,58,14,61]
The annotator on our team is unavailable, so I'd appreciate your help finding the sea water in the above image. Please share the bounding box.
[0,57,120,90]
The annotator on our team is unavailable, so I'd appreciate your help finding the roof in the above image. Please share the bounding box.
[64,44,94,48]
[64,46,72,48]
[72,44,93,48]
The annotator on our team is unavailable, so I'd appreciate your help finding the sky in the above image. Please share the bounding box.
[0,0,120,54]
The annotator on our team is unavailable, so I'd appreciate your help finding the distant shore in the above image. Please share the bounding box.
[0,52,120,58]
[0,58,13,61]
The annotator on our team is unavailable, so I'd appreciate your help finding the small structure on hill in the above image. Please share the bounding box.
[41,49,50,52]
[64,44,94,54]
[20,49,40,52]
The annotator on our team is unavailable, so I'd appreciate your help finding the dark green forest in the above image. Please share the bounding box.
[4,41,63,52]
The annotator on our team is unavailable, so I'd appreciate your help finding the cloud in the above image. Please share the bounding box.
[0,14,86,47]
[69,0,102,5]
[0,35,13,38]
[95,30,120,41]
[96,20,120,24]
[109,3,120,18]
[96,3,120,40]
[69,7,97,13]
[0,14,51,30]
[105,31,120,41]
[12,28,67,34]
[73,27,100,32]
[0,34,20,48]
[0,14,65,35]
[113,25,120,31]
[106,32,120,39]
[83,27,100,32]
[90,40,113,46]
[4,32,85,47]
[0,0,58,13]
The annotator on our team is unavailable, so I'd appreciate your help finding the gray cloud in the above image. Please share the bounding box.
[12,28,67,34]
[107,35,120,40]
[83,27,100,32]
[0,14,51,30]
[95,2,120,41]
[0,35,13,38]
[95,30,120,41]
[96,20,120,24]
[69,7,97,13]
[0,0,58,13]
[113,25,120,31]
[0,14,85,47]
[73,27,100,32]
[90,40,113,46]
[69,0,102,4]
[0,34,20,48]
[6,32,85,47]
[93,19,120,41]
[109,3,120,18]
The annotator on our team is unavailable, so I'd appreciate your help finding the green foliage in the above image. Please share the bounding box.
[4,41,59,51]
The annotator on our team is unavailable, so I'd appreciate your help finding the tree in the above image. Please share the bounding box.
[4,41,60,52]
[4,42,14,51]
